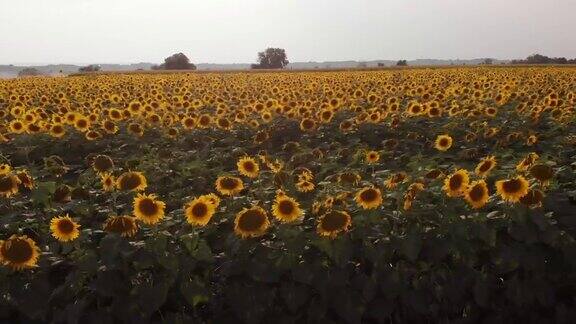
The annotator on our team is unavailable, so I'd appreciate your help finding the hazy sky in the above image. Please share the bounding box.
[1,0,574,65]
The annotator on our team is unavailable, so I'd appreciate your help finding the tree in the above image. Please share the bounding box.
[483,58,494,65]
[396,60,408,66]
[78,65,101,72]
[18,68,43,77]
[251,48,289,69]
[153,53,196,70]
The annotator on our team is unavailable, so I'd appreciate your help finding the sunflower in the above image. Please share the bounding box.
[338,171,361,185]
[0,235,40,270]
[317,210,352,238]
[127,122,144,136]
[16,170,34,189]
[9,120,25,134]
[300,118,317,132]
[50,215,81,242]
[495,176,530,203]
[234,206,270,238]
[184,196,216,226]
[296,180,315,192]
[103,215,139,237]
[0,164,11,175]
[529,164,554,185]
[237,156,260,178]
[384,172,408,189]
[355,187,383,209]
[475,156,497,177]
[215,176,244,196]
[100,173,115,191]
[365,150,380,164]
[50,123,66,138]
[464,180,489,209]
[133,193,166,225]
[443,169,470,197]
[434,134,453,151]
[516,153,539,172]
[520,189,545,208]
[272,193,303,223]
[92,155,114,174]
[0,173,21,197]
[116,171,147,191]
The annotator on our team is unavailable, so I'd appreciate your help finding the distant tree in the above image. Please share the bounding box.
[396,60,408,66]
[79,65,101,72]
[483,58,494,65]
[512,54,574,65]
[251,48,289,69]
[377,63,385,67]
[158,53,196,70]
[18,68,43,77]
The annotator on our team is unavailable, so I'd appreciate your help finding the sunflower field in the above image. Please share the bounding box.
[1,67,576,323]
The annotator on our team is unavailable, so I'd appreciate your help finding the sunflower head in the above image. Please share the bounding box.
[464,180,490,209]
[475,156,497,177]
[116,171,147,192]
[443,169,470,197]
[185,196,216,227]
[355,186,383,210]
[317,210,352,238]
[365,150,380,164]
[92,155,114,174]
[237,157,260,178]
[0,235,40,270]
[50,215,81,242]
[434,135,453,151]
[0,173,21,198]
[520,189,545,208]
[215,176,244,196]
[529,164,554,184]
[0,164,11,176]
[272,194,303,223]
[103,215,139,237]
[133,193,166,225]
[495,176,530,203]
[234,206,270,239]
[16,170,35,189]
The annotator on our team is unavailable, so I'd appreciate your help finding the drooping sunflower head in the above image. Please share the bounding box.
[443,169,470,197]
[495,176,530,203]
[365,150,380,164]
[133,193,166,225]
[234,206,270,239]
[475,156,497,177]
[215,176,244,196]
[0,235,40,270]
[237,157,260,179]
[116,171,147,192]
[296,180,315,192]
[317,210,352,238]
[434,134,453,151]
[16,170,34,189]
[272,194,303,223]
[92,155,114,174]
[338,171,361,186]
[464,180,490,209]
[103,215,139,237]
[100,173,115,192]
[0,173,21,198]
[355,186,383,210]
[50,215,81,242]
[529,164,554,184]
[185,196,216,226]
[520,189,545,208]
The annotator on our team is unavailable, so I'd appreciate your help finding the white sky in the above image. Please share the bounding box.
[1,0,574,65]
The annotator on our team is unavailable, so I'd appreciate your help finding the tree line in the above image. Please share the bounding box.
[511,54,576,65]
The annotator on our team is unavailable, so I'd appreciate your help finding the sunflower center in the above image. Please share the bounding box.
[57,219,75,234]
[191,202,208,218]
[321,211,347,231]
[278,200,295,215]
[220,177,239,190]
[243,162,255,172]
[449,175,463,190]
[119,174,142,190]
[238,210,266,232]
[2,239,33,263]
[138,198,159,216]
[468,185,485,201]
[502,179,522,193]
[478,161,492,172]
[439,138,449,146]
[360,189,378,202]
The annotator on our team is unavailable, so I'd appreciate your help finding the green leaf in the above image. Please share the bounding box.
[31,181,56,208]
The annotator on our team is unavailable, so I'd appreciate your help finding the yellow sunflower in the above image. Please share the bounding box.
[215,176,244,196]
[237,156,260,178]
[272,193,303,223]
[443,169,470,197]
[475,156,497,177]
[434,134,453,151]
[355,187,383,209]
[184,196,216,226]
[464,180,489,209]
[365,150,380,164]
[133,193,166,225]
[0,164,11,175]
[103,215,139,237]
[234,206,270,238]
[116,171,147,192]
[0,235,40,270]
[495,176,530,203]
[317,210,352,238]
[0,173,21,198]
[296,180,315,192]
[50,215,81,242]
[100,173,115,191]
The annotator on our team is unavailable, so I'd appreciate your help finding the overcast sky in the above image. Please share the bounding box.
[1,0,574,65]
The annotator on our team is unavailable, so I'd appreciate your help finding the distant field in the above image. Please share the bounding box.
[1,67,576,322]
